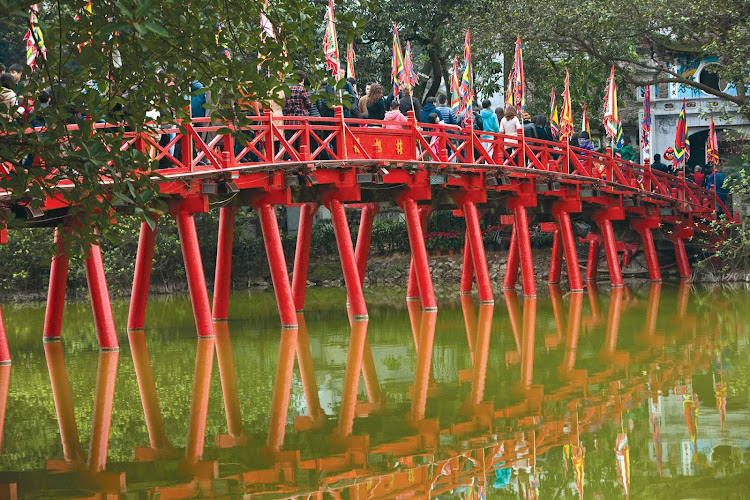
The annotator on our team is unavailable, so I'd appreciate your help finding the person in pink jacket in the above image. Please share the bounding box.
[383,99,408,129]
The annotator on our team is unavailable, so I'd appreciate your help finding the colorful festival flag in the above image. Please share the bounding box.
[260,0,276,41]
[322,0,341,77]
[24,4,46,71]
[560,70,574,141]
[615,433,631,499]
[603,65,619,140]
[346,42,356,80]
[707,116,719,166]
[391,23,405,98]
[450,56,461,117]
[550,88,560,139]
[216,18,231,59]
[459,30,473,115]
[505,64,514,107]
[642,85,651,150]
[404,41,418,86]
[571,444,585,500]
[673,98,691,167]
[513,34,525,111]
[581,102,590,135]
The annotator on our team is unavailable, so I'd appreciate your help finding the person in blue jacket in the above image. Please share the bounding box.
[479,99,499,154]
[421,96,438,123]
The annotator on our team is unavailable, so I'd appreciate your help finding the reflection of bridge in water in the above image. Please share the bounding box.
[0,282,732,498]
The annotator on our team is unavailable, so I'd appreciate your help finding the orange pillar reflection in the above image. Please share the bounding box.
[600,287,628,365]
[638,282,665,348]
[546,285,565,349]
[0,364,10,456]
[410,311,438,424]
[87,351,119,474]
[294,313,325,430]
[214,322,250,447]
[267,327,298,454]
[44,341,85,470]
[561,292,584,375]
[503,290,523,366]
[583,282,603,332]
[182,337,217,478]
[469,305,494,407]
[676,280,690,319]
[128,330,175,461]
[460,294,478,361]
[335,320,368,439]
[520,298,537,391]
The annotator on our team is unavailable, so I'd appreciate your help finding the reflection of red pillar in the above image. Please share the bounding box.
[554,208,583,291]
[673,237,691,280]
[127,221,157,330]
[460,294,478,360]
[464,201,493,304]
[0,303,8,365]
[603,288,624,356]
[503,226,519,289]
[549,284,565,342]
[88,351,119,473]
[291,203,318,311]
[585,238,601,282]
[520,298,537,389]
[593,213,623,286]
[337,320,368,437]
[175,212,216,337]
[257,203,298,328]
[361,338,384,407]
[407,299,422,348]
[460,232,474,294]
[44,342,85,467]
[128,330,173,459]
[504,289,522,354]
[214,322,249,447]
[511,204,536,297]
[212,207,237,321]
[0,365,9,455]
[406,208,429,301]
[410,312,438,423]
[84,240,119,350]
[328,199,369,319]
[267,328,298,452]
[403,199,437,310]
[563,292,583,373]
[469,305,494,406]
[44,226,70,341]
[295,313,324,423]
[645,283,662,334]
[185,338,215,465]
[548,230,563,284]
[677,280,690,319]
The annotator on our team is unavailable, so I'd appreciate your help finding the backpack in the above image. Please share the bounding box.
[473,112,483,131]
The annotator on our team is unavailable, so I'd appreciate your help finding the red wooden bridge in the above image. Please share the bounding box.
[0,108,732,357]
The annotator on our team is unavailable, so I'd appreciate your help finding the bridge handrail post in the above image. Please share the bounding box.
[517,126,525,168]
[606,147,615,181]
[181,122,193,172]
[438,128,448,164]
[264,110,275,163]
[334,106,346,160]
[222,123,234,170]
[301,116,311,161]
[465,116,474,164]
[406,110,419,162]
[565,141,570,174]
[643,158,652,192]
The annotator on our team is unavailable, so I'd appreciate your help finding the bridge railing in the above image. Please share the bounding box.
[17,109,734,221]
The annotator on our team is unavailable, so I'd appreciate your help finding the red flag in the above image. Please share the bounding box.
[707,116,719,166]
[322,0,341,78]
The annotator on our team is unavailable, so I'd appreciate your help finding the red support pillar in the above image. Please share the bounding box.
[354,204,379,288]
[464,201,494,304]
[503,226,519,289]
[44,226,70,342]
[511,203,537,297]
[673,236,691,280]
[214,322,249,447]
[409,311,438,423]
[184,337,215,467]
[129,330,175,461]
[88,351,119,474]
[291,203,318,311]
[128,220,158,330]
[336,320,368,437]
[406,207,429,301]
[553,206,583,291]
[256,202,298,328]
[469,305,494,406]
[402,198,437,310]
[632,218,662,282]
[585,238,601,282]
[175,212,216,337]
[267,328,298,452]
[593,210,624,287]
[548,230,563,285]
[212,207,238,321]
[460,232,474,294]
[84,239,119,350]
[328,199,368,319]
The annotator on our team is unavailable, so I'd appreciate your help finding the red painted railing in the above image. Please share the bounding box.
[13,107,733,221]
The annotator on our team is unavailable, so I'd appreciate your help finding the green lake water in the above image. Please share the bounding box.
[0,284,748,498]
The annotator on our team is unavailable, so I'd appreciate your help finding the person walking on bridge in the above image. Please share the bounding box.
[435,94,456,125]
[366,83,386,122]
[499,105,521,164]
[480,99,499,155]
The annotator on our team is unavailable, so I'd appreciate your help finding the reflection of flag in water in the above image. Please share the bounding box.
[572,445,585,500]
[673,98,690,167]
[450,56,460,117]
[683,393,698,452]
[550,88,560,139]
[642,85,651,149]
[615,433,631,499]
[322,0,341,77]
[560,70,574,142]
[562,443,570,478]
[459,30,473,115]
[404,41,418,86]
[651,410,663,477]
[707,116,719,166]
[391,23,405,98]
[715,380,727,431]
